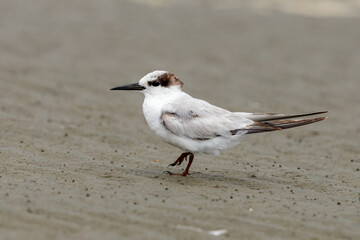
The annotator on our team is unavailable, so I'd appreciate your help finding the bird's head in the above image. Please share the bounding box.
[111,70,184,95]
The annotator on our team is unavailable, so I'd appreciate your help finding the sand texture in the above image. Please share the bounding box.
[1,1,359,239]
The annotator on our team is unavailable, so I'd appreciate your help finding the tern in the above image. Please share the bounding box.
[111,70,327,176]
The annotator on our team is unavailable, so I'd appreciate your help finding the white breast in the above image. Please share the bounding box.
[142,90,181,138]
[142,91,195,150]
[142,98,163,133]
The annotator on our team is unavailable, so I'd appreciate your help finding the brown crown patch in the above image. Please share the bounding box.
[157,73,184,91]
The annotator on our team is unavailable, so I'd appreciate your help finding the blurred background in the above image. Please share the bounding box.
[1,0,359,117]
[1,0,359,239]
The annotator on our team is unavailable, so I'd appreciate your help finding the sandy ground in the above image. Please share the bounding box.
[1,1,360,239]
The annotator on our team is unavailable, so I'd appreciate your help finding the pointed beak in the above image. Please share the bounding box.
[110,83,145,91]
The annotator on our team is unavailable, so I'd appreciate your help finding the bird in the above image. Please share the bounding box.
[111,70,327,176]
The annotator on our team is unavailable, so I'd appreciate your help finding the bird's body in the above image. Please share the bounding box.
[112,70,327,176]
[143,89,250,155]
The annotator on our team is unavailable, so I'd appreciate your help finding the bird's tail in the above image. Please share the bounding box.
[238,111,328,122]
[244,116,326,134]
[230,111,327,135]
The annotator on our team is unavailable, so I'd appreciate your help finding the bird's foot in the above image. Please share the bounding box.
[165,152,194,176]
[167,153,188,168]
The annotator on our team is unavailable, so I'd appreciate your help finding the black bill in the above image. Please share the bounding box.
[111,83,145,91]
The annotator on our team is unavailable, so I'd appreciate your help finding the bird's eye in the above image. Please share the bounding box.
[152,80,160,87]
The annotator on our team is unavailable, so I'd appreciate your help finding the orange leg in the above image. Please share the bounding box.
[166,152,194,176]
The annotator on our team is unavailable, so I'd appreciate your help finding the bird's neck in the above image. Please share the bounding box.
[144,88,184,103]
[143,89,186,117]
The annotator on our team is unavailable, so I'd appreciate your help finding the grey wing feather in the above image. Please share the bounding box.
[161,98,253,140]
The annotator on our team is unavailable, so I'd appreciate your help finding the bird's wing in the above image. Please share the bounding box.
[162,95,327,138]
[161,97,253,140]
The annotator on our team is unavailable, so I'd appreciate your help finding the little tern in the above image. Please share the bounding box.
[111,70,327,176]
